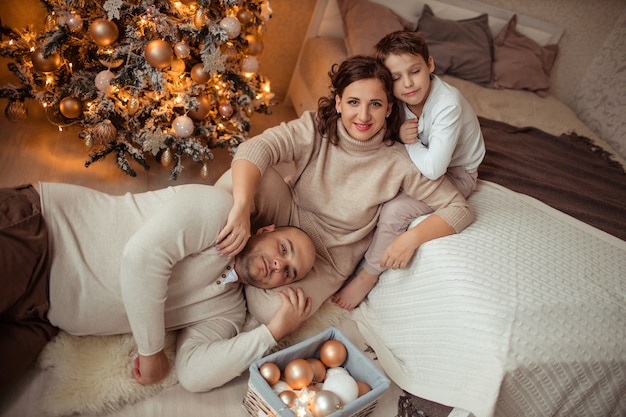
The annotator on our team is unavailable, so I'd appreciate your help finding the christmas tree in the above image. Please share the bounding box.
[0,0,275,179]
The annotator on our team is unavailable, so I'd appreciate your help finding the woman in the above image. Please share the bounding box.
[215,55,473,323]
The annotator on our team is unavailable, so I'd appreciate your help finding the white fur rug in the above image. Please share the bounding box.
[36,301,349,416]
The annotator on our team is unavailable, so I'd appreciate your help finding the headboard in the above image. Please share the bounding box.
[308,0,563,45]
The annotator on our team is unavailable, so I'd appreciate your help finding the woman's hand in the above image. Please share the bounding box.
[380,230,420,270]
[133,350,170,385]
[217,205,251,259]
[381,214,456,270]
[399,118,419,144]
[217,159,261,258]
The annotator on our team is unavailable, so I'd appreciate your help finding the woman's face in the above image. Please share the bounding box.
[335,78,392,142]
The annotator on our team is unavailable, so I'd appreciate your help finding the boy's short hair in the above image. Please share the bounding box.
[374,31,430,64]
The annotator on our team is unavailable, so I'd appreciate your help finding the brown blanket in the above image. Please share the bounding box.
[477,117,626,241]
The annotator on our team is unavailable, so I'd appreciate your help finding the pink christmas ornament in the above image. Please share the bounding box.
[218,102,233,118]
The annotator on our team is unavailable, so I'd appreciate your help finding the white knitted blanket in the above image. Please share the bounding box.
[355,180,626,417]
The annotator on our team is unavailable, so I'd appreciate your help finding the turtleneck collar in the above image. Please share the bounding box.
[336,118,388,153]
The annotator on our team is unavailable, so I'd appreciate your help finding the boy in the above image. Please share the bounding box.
[334,31,485,310]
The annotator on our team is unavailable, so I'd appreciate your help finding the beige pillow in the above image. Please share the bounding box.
[417,4,493,85]
[492,15,559,96]
[337,0,412,56]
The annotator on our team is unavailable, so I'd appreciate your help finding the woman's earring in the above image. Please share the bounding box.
[337,111,341,116]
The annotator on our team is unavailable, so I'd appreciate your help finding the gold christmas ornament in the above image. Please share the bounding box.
[98,48,124,68]
[190,63,211,84]
[278,390,297,408]
[245,34,264,56]
[89,19,119,47]
[188,95,211,120]
[127,96,140,115]
[319,340,347,368]
[356,381,371,397]
[59,96,82,118]
[284,358,314,390]
[309,390,342,417]
[168,57,186,76]
[92,119,117,145]
[194,8,206,29]
[161,148,172,167]
[259,362,281,386]
[236,9,253,24]
[44,14,57,31]
[84,135,93,149]
[4,100,28,122]
[31,47,62,73]
[200,162,209,179]
[145,40,174,70]
[307,358,327,383]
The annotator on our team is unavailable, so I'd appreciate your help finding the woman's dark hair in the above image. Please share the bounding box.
[316,55,400,145]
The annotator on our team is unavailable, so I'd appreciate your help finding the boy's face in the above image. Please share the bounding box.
[384,53,435,110]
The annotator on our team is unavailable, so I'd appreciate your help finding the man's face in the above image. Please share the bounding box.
[235,226,316,289]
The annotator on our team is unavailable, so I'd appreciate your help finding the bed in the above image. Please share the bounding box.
[286,1,626,416]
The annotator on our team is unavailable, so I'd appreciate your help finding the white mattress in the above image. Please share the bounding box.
[354,180,626,417]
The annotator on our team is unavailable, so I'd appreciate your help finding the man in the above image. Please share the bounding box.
[0,183,316,393]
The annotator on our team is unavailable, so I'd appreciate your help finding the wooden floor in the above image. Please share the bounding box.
[0,98,413,417]
[0,99,299,191]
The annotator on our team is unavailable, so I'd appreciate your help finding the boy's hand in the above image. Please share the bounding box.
[133,350,170,385]
[399,118,419,144]
[266,287,312,341]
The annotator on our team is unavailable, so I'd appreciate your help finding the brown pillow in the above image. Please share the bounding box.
[417,4,493,85]
[337,0,411,56]
[492,15,559,96]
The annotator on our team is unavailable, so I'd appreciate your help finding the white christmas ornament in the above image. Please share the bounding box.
[172,115,194,137]
[325,367,349,377]
[271,381,292,394]
[95,70,115,94]
[322,370,359,405]
[219,16,241,39]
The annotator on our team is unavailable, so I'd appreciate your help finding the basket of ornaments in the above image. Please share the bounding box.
[242,327,390,417]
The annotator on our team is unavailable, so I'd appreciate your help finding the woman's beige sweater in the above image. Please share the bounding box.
[232,111,474,322]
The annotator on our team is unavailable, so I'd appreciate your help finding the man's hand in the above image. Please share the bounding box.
[399,118,419,144]
[266,287,312,341]
[132,350,170,385]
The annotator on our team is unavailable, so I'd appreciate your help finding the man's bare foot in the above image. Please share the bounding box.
[333,270,379,310]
